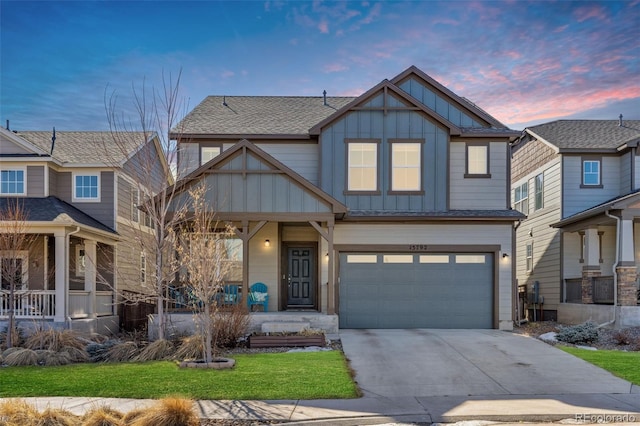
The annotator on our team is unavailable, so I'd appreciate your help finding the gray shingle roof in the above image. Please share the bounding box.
[527,120,640,151]
[14,131,149,164]
[174,96,356,136]
[0,196,116,234]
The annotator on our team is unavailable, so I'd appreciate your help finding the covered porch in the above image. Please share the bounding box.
[554,192,640,327]
[0,198,119,334]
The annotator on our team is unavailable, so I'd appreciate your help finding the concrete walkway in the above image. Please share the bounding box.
[4,330,640,424]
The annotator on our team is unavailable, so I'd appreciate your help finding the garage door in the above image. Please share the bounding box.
[339,252,494,329]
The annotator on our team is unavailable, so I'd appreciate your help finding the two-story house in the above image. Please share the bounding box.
[164,66,522,332]
[511,119,639,327]
[0,127,169,334]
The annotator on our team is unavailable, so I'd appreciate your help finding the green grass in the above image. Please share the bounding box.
[560,346,640,385]
[0,351,359,400]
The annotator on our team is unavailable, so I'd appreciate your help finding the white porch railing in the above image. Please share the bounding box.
[0,290,56,319]
[69,290,115,319]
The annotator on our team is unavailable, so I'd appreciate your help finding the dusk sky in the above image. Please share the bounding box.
[1,1,639,132]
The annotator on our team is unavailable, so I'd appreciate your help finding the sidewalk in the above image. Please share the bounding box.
[10,391,640,424]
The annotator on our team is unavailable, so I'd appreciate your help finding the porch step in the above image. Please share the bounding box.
[261,321,311,333]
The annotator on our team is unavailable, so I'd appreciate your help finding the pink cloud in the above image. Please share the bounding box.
[573,5,610,23]
[318,20,329,33]
[323,63,349,73]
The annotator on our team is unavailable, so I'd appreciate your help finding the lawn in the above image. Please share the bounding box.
[560,346,640,385]
[0,351,359,400]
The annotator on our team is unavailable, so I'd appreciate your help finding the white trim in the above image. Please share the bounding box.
[0,250,29,290]
[72,171,101,202]
[75,244,86,277]
[0,165,27,196]
[44,165,49,196]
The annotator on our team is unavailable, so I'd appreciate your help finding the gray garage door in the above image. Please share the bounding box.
[339,252,494,329]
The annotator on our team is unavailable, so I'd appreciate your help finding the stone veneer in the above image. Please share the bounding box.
[617,266,639,306]
[581,269,601,304]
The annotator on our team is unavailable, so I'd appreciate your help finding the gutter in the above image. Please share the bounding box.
[600,210,619,328]
[66,226,81,326]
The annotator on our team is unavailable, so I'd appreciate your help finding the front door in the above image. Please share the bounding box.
[286,246,316,308]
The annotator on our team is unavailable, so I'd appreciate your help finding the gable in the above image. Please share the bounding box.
[171,140,346,218]
[0,128,49,156]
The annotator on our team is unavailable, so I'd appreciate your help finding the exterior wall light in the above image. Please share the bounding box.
[264,239,271,247]
[502,253,509,259]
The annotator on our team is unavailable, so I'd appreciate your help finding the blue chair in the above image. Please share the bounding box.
[220,284,240,306]
[247,282,269,312]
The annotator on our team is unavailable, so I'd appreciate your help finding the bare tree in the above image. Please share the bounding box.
[0,199,36,348]
[175,184,234,363]
[103,70,189,340]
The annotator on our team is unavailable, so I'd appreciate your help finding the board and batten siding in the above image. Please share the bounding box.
[174,150,332,215]
[513,160,562,310]
[450,141,508,210]
[334,222,514,330]
[562,155,622,218]
[620,151,632,194]
[251,143,319,185]
[26,165,44,197]
[320,92,448,211]
[397,77,484,127]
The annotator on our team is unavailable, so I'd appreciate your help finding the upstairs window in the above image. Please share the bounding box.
[201,146,221,166]
[465,144,490,177]
[534,173,544,211]
[347,140,378,192]
[73,173,100,201]
[140,252,147,285]
[390,141,422,192]
[525,243,533,273]
[0,169,25,195]
[582,159,601,187]
[514,182,528,215]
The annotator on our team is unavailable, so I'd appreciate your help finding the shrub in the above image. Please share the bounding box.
[174,335,204,360]
[38,407,78,425]
[612,330,632,345]
[556,321,599,344]
[4,348,38,366]
[211,303,250,349]
[23,329,85,352]
[0,399,40,425]
[35,349,72,366]
[81,406,124,426]
[134,339,174,362]
[59,345,90,363]
[86,340,118,362]
[107,341,140,363]
[129,397,199,426]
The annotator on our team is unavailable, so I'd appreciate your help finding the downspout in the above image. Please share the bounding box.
[601,210,619,328]
[513,219,524,325]
[66,226,81,327]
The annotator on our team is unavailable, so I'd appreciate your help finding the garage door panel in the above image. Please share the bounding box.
[339,252,493,329]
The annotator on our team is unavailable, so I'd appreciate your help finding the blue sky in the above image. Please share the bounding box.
[1,1,639,132]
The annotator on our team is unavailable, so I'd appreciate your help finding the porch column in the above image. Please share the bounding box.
[309,220,335,314]
[581,227,601,304]
[84,239,97,318]
[617,217,638,306]
[54,231,66,323]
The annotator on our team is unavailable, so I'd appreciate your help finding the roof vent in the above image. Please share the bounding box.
[323,90,327,106]
[50,127,56,155]
[619,113,623,127]
[222,96,228,107]
[5,120,9,131]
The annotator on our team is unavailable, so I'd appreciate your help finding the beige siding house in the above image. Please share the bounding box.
[0,128,169,333]
[511,119,640,326]
[167,66,522,332]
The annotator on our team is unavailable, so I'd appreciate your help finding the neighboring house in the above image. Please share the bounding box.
[511,119,640,326]
[0,127,169,333]
[167,65,522,332]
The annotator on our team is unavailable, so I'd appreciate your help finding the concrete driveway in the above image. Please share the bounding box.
[340,329,634,397]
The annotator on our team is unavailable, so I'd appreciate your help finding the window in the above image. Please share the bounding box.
[419,255,450,263]
[347,141,378,192]
[582,160,601,186]
[456,255,487,264]
[514,182,528,215]
[130,188,139,223]
[383,255,414,263]
[140,252,147,285]
[0,251,28,290]
[76,245,85,277]
[525,243,533,272]
[0,169,25,195]
[534,173,544,211]
[391,142,421,192]
[201,147,221,165]
[346,254,377,263]
[466,144,490,177]
[73,173,99,201]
